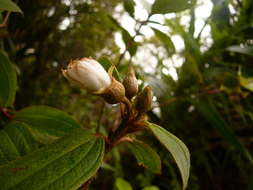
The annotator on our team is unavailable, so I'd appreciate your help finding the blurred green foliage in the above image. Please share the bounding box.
[1,0,253,189]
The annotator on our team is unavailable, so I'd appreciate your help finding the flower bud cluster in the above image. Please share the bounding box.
[62,57,153,116]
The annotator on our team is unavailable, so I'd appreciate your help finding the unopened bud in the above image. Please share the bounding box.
[134,86,153,114]
[99,77,126,104]
[62,57,111,92]
[63,57,126,104]
[123,65,139,99]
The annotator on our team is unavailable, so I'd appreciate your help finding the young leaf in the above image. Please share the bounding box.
[0,128,105,190]
[0,51,17,107]
[0,0,22,13]
[0,121,38,165]
[126,140,161,174]
[13,106,81,143]
[115,178,133,190]
[151,0,191,14]
[147,122,190,190]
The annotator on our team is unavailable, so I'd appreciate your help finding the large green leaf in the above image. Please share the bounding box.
[0,51,17,107]
[194,98,253,163]
[0,121,38,165]
[151,0,191,14]
[13,106,81,143]
[0,0,22,13]
[147,122,190,190]
[0,128,105,190]
[115,178,133,190]
[126,140,161,173]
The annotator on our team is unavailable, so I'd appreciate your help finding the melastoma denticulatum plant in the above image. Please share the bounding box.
[62,57,191,190]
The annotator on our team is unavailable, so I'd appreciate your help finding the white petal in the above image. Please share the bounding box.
[63,57,112,92]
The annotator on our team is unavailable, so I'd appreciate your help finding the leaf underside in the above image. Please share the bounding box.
[148,122,190,190]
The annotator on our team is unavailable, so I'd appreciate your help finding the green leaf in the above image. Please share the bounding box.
[226,45,253,56]
[151,27,175,55]
[0,128,105,190]
[0,121,38,165]
[107,15,138,56]
[121,29,138,56]
[0,0,22,13]
[147,122,190,190]
[194,98,253,163]
[115,178,133,190]
[0,129,20,163]
[152,0,191,14]
[0,51,17,107]
[98,56,113,71]
[13,106,81,144]
[98,56,122,81]
[126,140,161,173]
[124,0,135,17]
[239,75,253,92]
[142,186,160,190]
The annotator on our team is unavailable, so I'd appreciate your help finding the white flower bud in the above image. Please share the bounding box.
[62,57,111,92]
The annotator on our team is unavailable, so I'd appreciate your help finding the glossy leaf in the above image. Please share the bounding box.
[226,45,253,56]
[0,121,38,165]
[0,0,22,13]
[126,140,161,173]
[152,0,191,14]
[115,178,133,190]
[147,122,190,190]
[194,98,253,163]
[0,51,17,107]
[0,128,105,190]
[13,106,81,143]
